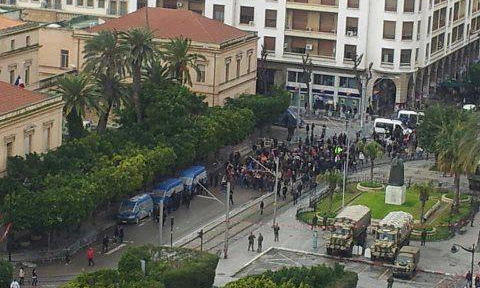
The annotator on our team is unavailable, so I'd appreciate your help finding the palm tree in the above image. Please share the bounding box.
[162,36,206,86]
[120,27,159,123]
[143,59,171,85]
[83,30,126,134]
[360,141,384,181]
[414,182,432,224]
[53,72,100,139]
[317,170,342,213]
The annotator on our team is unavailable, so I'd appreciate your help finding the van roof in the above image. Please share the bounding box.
[180,166,206,178]
[374,118,403,124]
[155,178,183,191]
[128,193,151,202]
[398,110,425,116]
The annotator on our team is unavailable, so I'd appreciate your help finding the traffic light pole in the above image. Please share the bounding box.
[223,182,231,259]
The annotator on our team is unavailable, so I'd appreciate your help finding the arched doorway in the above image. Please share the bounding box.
[372,78,396,117]
[406,75,414,108]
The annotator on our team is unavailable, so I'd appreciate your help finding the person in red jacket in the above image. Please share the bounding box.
[87,247,95,266]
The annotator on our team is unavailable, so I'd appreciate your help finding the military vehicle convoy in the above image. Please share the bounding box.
[326,205,371,256]
[371,211,413,261]
[393,246,421,279]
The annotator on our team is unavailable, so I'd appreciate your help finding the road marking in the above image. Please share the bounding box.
[358,265,369,274]
[278,251,302,267]
[105,244,126,255]
[377,268,390,280]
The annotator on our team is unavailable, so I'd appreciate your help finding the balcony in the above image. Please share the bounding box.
[284,36,336,60]
[44,0,62,9]
[285,10,337,40]
[286,0,338,13]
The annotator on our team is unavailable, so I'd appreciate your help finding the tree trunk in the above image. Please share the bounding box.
[132,63,143,123]
[370,160,374,181]
[328,189,334,213]
[66,110,85,139]
[452,173,461,214]
[420,203,425,224]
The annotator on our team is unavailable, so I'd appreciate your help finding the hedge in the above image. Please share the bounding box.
[0,260,12,288]
[63,246,218,288]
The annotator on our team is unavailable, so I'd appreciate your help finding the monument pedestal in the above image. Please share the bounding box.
[385,185,406,205]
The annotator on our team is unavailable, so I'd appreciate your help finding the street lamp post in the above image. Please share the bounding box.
[451,243,476,285]
[342,120,350,208]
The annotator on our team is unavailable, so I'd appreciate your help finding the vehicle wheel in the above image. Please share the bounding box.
[135,217,140,225]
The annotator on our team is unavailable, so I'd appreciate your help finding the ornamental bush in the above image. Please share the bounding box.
[0,260,12,288]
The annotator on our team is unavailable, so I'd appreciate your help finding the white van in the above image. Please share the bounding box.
[374,118,412,136]
[397,110,424,127]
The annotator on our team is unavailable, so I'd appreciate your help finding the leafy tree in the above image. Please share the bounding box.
[317,171,342,212]
[162,37,206,85]
[120,28,159,123]
[0,260,12,288]
[83,30,126,134]
[301,54,313,109]
[144,59,171,85]
[360,141,384,181]
[413,182,432,224]
[53,72,100,139]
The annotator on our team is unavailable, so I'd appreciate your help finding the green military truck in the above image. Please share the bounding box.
[393,246,420,279]
[371,211,413,262]
[326,205,371,257]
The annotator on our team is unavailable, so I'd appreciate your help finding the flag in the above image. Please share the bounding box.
[14,76,25,88]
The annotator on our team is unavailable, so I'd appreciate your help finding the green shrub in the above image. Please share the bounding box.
[359,181,383,188]
[0,260,12,288]
[61,269,119,288]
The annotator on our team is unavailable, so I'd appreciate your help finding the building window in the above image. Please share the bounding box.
[313,74,334,86]
[425,43,429,60]
[24,66,30,85]
[67,0,72,4]
[383,21,396,39]
[418,0,422,11]
[10,39,15,50]
[415,47,419,62]
[6,141,13,159]
[385,0,397,12]
[24,133,33,155]
[344,44,357,61]
[60,50,69,68]
[26,36,30,46]
[402,22,414,40]
[196,64,205,83]
[225,60,230,82]
[265,9,277,28]
[247,51,253,73]
[162,0,176,9]
[339,77,359,89]
[240,6,254,24]
[346,17,358,36]
[236,58,241,78]
[77,0,83,6]
[86,0,93,6]
[347,0,359,8]
[98,0,104,7]
[381,48,394,64]
[119,1,127,15]
[404,0,415,12]
[9,69,15,85]
[400,49,412,66]
[109,1,117,14]
[264,36,276,52]
[427,16,431,34]
[417,20,421,40]
[43,127,51,152]
[213,4,224,22]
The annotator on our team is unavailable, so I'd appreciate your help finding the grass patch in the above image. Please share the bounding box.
[443,192,470,201]
[350,188,438,220]
[359,181,383,188]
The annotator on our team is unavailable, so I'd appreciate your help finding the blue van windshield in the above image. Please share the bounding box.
[120,201,135,213]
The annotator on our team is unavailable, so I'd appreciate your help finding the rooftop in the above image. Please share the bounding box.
[89,8,251,45]
[0,81,51,115]
[0,16,23,30]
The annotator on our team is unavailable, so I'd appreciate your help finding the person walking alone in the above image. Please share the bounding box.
[119,226,124,243]
[18,267,25,285]
[257,233,264,252]
[87,247,95,266]
[31,269,38,286]
[273,223,280,242]
[312,214,318,230]
[420,229,427,246]
[248,232,256,251]
[260,201,264,215]
[102,234,109,253]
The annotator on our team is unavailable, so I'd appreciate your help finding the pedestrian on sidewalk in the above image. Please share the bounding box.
[312,214,318,230]
[31,269,38,286]
[87,247,95,266]
[10,279,20,288]
[386,274,394,288]
[475,274,480,288]
[119,226,124,243]
[114,225,120,243]
[273,223,280,242]
[420,229,427,246]
[230,190,234,206]
[282,186,287,201]
[257,233,264,252]
[260,201,264,215]
[248,232,256,251]
[322,215,328,231]
[467,271,473,288]
[18,267,25,284]
[65,248,71,265]
[102,234,109,253]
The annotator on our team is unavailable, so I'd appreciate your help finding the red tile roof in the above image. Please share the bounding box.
[89,8,250,44]
[0,16,24,30]
[0,81,49,115]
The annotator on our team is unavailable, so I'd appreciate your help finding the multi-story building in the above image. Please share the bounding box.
[0,81,63,174]
[202,0,480,116]
[0,16,40,89]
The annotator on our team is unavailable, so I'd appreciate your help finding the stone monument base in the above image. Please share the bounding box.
[385,185,406,205]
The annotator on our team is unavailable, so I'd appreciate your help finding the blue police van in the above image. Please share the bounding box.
[117,193,154,224]
[180,166,208,195]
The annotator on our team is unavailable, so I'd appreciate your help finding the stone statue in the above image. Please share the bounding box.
[388,157,405,186]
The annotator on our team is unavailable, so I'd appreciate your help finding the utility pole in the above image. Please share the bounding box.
[273,157,280,226]
[223,182,231,259]
[342,120,350,208]
[170,217,174,247]
[159,201,164,246]
[197,229,204,252]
